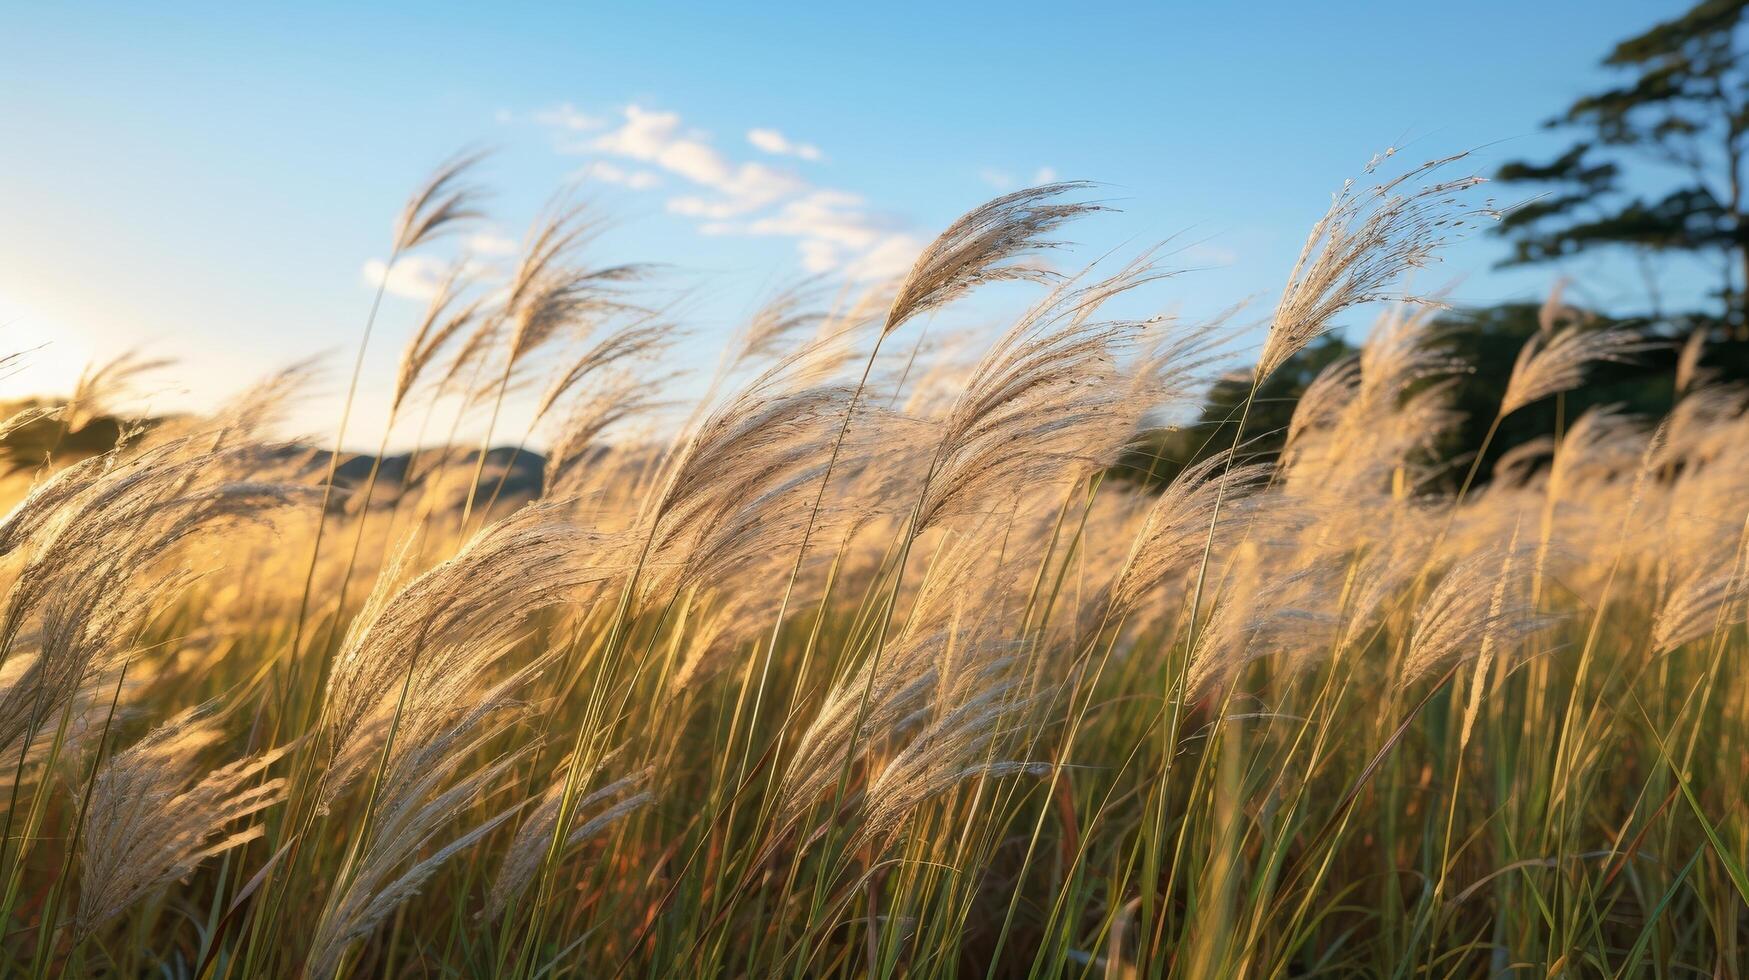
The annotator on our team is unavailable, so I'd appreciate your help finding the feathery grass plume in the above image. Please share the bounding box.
[649,386,863,600]
[777,528,1016,828]
[1355,303,1467,403]
[1653,531,1749,654]
[22,148,1749,976]
[295,147,492,761]
[541,376,670,498]
[1400,544,1555,686]
[883,182,1104,337]
[1491,435,1558,487]
[1660,383,1749,468]
[482,762,651,920]
[392,265,484,413]
[461,199,644,525]
[911,262,1162,536]
[1123,307,1241,423]
[1256,153,1485,382]
[321,500,619,796]
[1535,279,1582,335]
[1499,318,1657,417]
[1334,537,1431,652]
[0,454,110,557]
[1281,307,1466,505]
[60,352,174,432]
[433,312,504,402]
[892,330,981,418]
[0,434,309,765]
[495,197,642,372]
[1675,326,1712,395]
[0,359,314,558]
[636,337,887,601]
[1185,562,1341,695]
[501,260,643,375]
[1548,405,1646,495]
[0,681,110,791]
[729,278,829,370]
[802,280,901,385]
[853,660,1040,851]
[390,147,490,254]
[1104,453,1272,626]
[1284,355,1363,450]
[670,586,789,692]
[1523,405,1648,601]
[776,626,958,829]
[306,698,534,980]
[76,706,289,937]
[532,315,674,424]
[206,358,326,445]
[1457,521,1524,747]
[0,406,60,445]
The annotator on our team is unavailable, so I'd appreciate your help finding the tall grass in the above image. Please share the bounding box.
[1,151,1746,978]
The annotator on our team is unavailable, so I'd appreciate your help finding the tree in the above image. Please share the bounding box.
[1114,301,1749,494]
[1494,0,1749,335]
[1114,335,1357,487]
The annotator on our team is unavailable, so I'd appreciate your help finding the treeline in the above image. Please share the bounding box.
[1117,302,1749,489]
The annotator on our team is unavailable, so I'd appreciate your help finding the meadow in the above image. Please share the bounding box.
[1,150,1745,978]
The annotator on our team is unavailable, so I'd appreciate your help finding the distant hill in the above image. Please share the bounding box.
[320,445,548,511]
[0,398,150,472]
[0,399,549,511]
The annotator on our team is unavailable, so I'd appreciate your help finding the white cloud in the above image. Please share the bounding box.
[530,102,605,132]
[738,191,916,280]
[580,160,663,190]
[665,161,804,218]
[465,229,519,256]
[747,127,823,161]
[1032,166,1058,184]
[530,102,917,279]
[797,239,840,274]
[746,190,885,250]
[587,105,805,218]
[362,255,455,301]
[589,104,684,159]
[843,233,923,281]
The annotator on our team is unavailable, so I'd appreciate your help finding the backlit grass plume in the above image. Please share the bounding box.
[6,156,1749,980]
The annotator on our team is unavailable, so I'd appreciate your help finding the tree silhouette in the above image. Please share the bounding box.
[1494,0,1749,335]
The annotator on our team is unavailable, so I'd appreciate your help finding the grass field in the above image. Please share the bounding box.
[1,152,1745,978]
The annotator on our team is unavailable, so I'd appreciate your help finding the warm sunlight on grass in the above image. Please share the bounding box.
[0,143,1745,979]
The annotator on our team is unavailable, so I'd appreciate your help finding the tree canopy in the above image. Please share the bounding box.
[1494,0,1749,333]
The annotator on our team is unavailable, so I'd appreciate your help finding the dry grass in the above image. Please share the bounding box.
[0,152,1745,979]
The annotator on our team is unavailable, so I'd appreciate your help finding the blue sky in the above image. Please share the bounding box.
[0,0,1688,447]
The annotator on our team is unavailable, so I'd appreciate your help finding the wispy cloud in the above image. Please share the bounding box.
[586,105,804,218]
[527,102,918,280]
[747,127,822,161]
[362,237,513,300]
[530,102,605,132]
[361,255,456,301]
[738,190,920,277]
[465,229,519,256]
[578,160,663,190]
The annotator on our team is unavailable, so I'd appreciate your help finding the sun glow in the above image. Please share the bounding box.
[0,295,96,402]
